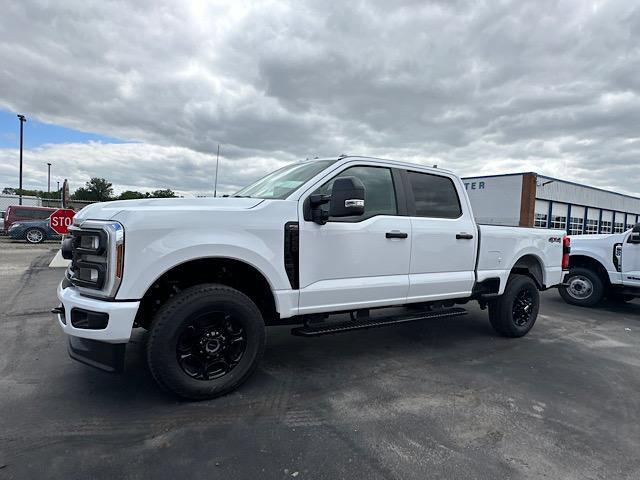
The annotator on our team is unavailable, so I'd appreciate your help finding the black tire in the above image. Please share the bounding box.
[558,267,604,307]
[488,274,539,338]
[147,284,265,400]
[24,228,46,244]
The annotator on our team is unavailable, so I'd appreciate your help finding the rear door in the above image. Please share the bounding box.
[403,169,477,302]
[297,163,411,314]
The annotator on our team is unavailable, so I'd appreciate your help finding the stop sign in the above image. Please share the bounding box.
[49,208,75,235]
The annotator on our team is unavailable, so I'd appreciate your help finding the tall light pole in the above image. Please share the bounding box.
[17,114,27,205]
[47,163,52,193]
[214,144,220,197]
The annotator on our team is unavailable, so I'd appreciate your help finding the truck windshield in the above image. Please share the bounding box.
[234,159,336,199]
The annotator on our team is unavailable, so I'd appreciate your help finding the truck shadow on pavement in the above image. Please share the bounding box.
[65,310,536,407]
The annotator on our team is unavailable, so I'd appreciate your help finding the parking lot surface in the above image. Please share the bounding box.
[1,238,639,479]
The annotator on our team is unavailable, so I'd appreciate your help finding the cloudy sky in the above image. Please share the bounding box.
[0,0,639,197]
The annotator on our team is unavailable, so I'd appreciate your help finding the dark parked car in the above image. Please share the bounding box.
[8,219,60,244]
[4,205,57,234]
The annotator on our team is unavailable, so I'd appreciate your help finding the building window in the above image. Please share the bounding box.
[550,215,566,230]
[534,213,547,228]
[585,219,598,234]
[569,217,583,235]
[614,222,624,233]
[600,220,612,234]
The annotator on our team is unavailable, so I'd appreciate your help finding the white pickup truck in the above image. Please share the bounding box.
[559,226,640,306]
[54,156,567,399]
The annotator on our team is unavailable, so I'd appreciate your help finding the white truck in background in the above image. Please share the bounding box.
[559,225,640,306]
[54,156,567,400]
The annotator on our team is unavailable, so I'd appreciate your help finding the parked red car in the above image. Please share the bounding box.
[3,205,57,234]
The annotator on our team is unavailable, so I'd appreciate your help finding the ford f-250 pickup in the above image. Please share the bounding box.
[54,156,567,400]
[559,225,640,307]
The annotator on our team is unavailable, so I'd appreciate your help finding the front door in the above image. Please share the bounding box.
[298,164,411,314]
[621,233,640,288]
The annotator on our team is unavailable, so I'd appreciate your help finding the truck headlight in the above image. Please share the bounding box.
[66,221,124,298]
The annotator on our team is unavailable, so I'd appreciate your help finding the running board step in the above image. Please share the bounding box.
[291,307,467,337]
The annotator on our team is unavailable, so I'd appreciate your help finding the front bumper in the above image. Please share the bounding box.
[56,283,140,372]
[8,227,24,239]
[56,282,140,343]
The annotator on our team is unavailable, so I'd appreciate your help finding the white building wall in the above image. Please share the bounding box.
[462,175,522,226]
[464,173,640,232]
[536,176,640,213]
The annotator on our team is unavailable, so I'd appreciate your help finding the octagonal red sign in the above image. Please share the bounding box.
[49,208,75,235]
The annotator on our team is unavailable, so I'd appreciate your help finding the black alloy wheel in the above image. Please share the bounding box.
[512,288,535,327]
[176,312,247,381]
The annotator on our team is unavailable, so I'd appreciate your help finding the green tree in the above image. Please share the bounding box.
[147,189,177,198]
[118,190,146,200]
[73,177,114,201]
[40,191,61,200]
[2,187,40,196]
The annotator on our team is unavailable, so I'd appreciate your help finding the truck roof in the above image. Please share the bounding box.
[314,155,455,176]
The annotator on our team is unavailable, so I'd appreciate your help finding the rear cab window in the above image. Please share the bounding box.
[406,170,462,218]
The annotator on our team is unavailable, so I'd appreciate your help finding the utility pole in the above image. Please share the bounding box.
[214,144,220,197]
[47,163,52,193]
[17,114,26,205]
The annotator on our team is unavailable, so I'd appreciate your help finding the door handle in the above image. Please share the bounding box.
[456,233,474,240]
[386,231,408,239]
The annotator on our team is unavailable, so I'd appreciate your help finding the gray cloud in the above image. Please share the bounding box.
[0,0,639,195]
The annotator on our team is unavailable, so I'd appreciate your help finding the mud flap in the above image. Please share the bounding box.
[68,336,126,373]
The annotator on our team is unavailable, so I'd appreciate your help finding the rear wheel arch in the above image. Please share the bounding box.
[510,254,544,289]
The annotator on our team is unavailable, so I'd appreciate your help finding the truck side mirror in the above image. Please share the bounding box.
[630,224,640,244]
[328,177,365,218]
[308,177,366,225]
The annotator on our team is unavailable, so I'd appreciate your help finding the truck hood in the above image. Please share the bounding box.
[74,197,265,222]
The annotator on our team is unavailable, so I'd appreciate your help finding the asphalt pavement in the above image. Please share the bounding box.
[1,237,639,479]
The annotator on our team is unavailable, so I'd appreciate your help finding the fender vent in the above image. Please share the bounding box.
[284,222,299,289]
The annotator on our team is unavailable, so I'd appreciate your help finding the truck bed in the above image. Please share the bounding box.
[476,224,565,294]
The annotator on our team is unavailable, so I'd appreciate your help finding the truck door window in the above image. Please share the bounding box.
[406,171,462,218]
[314,166,397,221]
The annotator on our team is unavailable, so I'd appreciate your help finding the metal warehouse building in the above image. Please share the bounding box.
[462,172,640,235]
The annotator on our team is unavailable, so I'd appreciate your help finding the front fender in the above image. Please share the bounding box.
[115,229,291,300]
